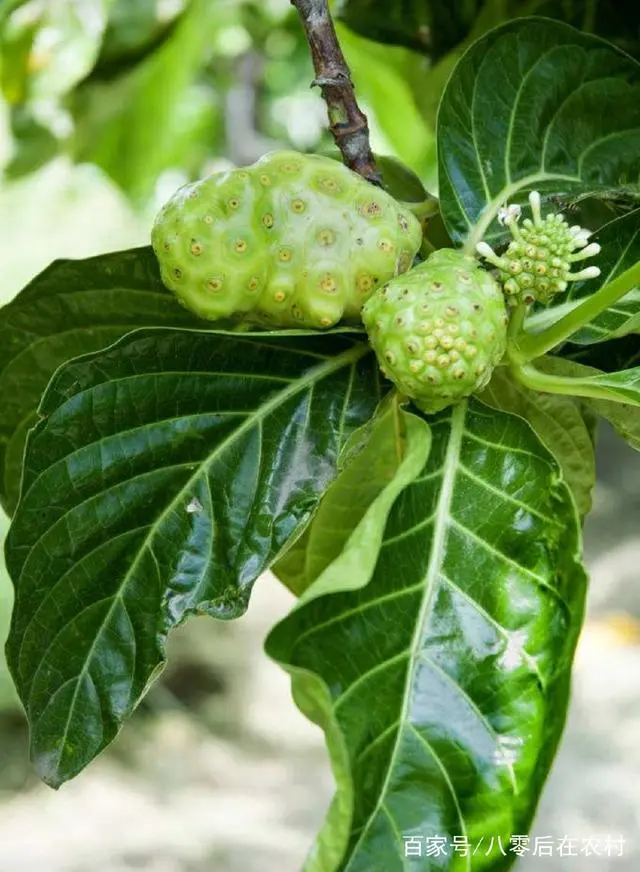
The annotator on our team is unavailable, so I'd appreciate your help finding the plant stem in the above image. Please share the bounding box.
[291,0,381,185]
[510,361,640,405]
[517,260,640,361]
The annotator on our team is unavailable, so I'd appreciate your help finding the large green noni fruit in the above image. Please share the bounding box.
[151,150,422,329]
[362,249,509,414]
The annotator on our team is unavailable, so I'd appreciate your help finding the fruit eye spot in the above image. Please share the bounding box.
[357,274,373,292]
[317,229,335,246]
[262,214,274,229]
[282,162,300,173]
[273,290,287,302]
[191,241,203,256]
[377,240,394,253]
[248,278,260,292]
[206,278,223,292]
[319,275,337,293]
[162,240,172,251]
[237,171,250,180]
[360,201,383,218]
[319,177,340,192]
[188,189,199,200]
[173,268,183,279]
[234,239,248,253]
[203,215,214,225]
[259,174,271,185]
[291,199,306,213]
[384,351,396,364]
[278,247,293,262]
[319,316,334,327]
[292,305,304,321]
[398,215,409,232]
[228,198,240,209]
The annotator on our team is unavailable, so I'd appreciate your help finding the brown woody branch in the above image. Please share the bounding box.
[290,0,381,186]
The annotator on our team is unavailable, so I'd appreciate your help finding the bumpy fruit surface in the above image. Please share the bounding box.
[476,191,601,305]
[151,151,422,329]
[362,249,508,414]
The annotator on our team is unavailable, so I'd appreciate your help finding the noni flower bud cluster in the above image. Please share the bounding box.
[476,191,601,305]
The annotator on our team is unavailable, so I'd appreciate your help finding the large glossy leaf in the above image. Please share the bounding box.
[4,327,381,787]
[564,334,640,371]
[0,246,201,516]
[335,1,640,59]
[335,0,483,57]
[268,400,586,871]
[437,18,640,246]
[479,367,595,517]
[526,209,640,345]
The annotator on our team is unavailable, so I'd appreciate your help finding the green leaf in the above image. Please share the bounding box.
[0,246,201,516]
[335,0,482,58]
[437,18,640,247]
[268,400,586,871]
[564,334,640,371]
[479,367,595,517]
[275,398,431,598]
[539,356,640,451]
[525,208,640,345]
[5,328,381,788]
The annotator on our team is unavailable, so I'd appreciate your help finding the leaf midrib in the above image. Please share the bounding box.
[344,403,470,870]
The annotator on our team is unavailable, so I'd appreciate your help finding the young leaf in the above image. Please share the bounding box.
[275,399,431,598]
[268,401,586,871]
[479,367,595,517]
[4,328,381,788]
[0,246,200,515]
[525,209,640,345]
[437,18,640,247]
[540,357,640,451]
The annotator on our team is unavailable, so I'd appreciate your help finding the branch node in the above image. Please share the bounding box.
[291,0,381,186]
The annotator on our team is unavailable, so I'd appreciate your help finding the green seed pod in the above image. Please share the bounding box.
[362,249,509,414]
[151,151,422,329]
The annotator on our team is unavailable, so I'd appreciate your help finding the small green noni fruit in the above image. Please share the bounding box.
[476,191,601,305]
[151,150,422,329]
[362,249,508,414]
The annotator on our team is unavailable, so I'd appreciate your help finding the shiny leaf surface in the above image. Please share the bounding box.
[479,367,595,517]
[437,18,640,246]
[5,328,380,787]
[268,400,586,871]
[0,246,200,516]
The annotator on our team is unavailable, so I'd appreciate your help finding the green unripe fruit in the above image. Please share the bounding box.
[476,191,601,305]
[362,249,509,414]
[151,150,422,329]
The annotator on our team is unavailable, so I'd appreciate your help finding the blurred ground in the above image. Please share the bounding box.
[0,149,639,872]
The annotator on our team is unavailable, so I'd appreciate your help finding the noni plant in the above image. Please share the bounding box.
[1,4,640,872]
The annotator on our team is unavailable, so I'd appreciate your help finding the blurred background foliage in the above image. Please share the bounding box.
[0,4,639,867]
